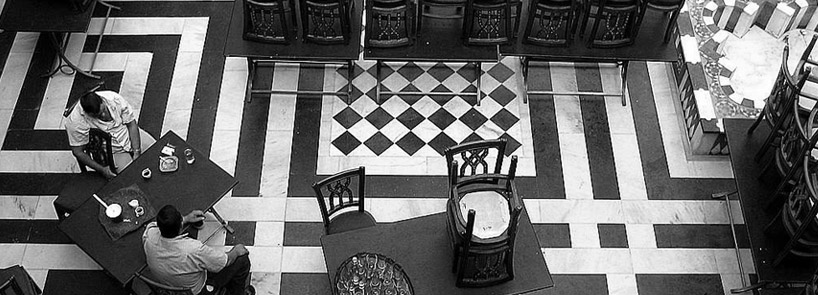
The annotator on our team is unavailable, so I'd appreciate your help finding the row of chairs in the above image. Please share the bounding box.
[314,138,523,287]
[749,35,818,267]
[244,0,682,48]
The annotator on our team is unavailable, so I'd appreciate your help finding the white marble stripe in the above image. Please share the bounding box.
[606,274,639,295]
[211,57,248,176]
[647,62,733,179]
[569,223,601,248]
[0,34,36,149]
[0,151,79,173]
[0,244,27,269]
[21,244,101,270]
[161,51,203,139]
[214,196,287,222]
[87,17,188,36]
[259,64,298,198]
[282,197,745,225]
[550,63,593,200]
[0,195,39,219]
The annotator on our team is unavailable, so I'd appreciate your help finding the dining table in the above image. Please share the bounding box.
[321,208,554,294]
[58,131,238,285]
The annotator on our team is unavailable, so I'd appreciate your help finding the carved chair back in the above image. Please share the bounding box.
[462,0,516,45]
[444,139,509,183]
[584,0,640,48]
[312,167,367,229]
[367,0,414,47]
[243,0,295,44]
[523,0,577,46]
[301,0,352,44]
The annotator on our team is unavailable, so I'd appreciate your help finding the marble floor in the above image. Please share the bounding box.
[0,1,756,295]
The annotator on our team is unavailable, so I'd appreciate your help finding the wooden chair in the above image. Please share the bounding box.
[749,35,818,162]
[580,0,641,48]
[54,128,114,221]
[634,0,683,43]
[765,148,818,267]
[243,0,297,44]
[801,267,818,295]
[417,0,467,36]
[300,0,352,44]
[766,94,818,212]
[523,0,579,47]
[462,0,519,45]
[312,167,376,234]
[444,138,509,182]
[133,272,229,295]
[366,0,415,48]
[0,266,41,295]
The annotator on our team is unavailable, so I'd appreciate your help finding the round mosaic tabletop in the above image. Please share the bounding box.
[334,252,413,295]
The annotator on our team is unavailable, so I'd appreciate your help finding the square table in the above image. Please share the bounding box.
[364,16,500,104]
[723,119,818,292]
[59,131,238,285]
[223,0,364,102]
[321,209,553,294]
[0,0,102,79]
[499,6,679,106]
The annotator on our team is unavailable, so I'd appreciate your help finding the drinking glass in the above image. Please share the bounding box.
[184,148,195,164]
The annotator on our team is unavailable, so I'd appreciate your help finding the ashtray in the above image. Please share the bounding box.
[159,156,179,172]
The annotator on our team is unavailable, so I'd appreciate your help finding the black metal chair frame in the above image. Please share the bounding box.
[366,0,416,48]
[77,128,117,174]
[0,276,24,295]
[634,0,683,43]
[580,0,641,48]
[134,272,196,295]
[462,0,518,45]
[243,0,298,44]
[312,166,376,234]
[444,138,509,182]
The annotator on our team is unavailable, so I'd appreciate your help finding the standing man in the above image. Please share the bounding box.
[64,90,155,178]
[143,205,254,295]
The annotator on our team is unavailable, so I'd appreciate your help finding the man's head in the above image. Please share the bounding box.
[80,92,104,118]
[157,205,183,238]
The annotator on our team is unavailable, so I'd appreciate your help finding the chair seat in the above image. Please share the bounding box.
[327,210,376,234]
[458,190,510,239]
[54,172,107,220]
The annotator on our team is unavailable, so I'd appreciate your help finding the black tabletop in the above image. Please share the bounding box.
[321,209,553,294]
[500,7,678,62]
[364,17,499,62]
[0,0,95,32]
[59,131,238,285]
[724,119,818,282]
[223,0,363,61]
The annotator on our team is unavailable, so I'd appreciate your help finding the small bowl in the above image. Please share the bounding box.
[106,204,123,222]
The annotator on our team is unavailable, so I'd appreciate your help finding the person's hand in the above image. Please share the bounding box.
[233,244,249,256]
[183,210,205,224]
[100,167,117,179]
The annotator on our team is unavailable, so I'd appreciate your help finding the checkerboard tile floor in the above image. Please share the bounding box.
[0,1,754,295]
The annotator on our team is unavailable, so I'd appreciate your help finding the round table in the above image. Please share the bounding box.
[334,252,414,295]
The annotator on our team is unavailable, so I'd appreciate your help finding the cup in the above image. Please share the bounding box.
[142,168,152,179]
[184,148,195,164]
[106,204,123,222]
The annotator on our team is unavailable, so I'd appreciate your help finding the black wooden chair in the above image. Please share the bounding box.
[634,0,683,43]
[54,128,114,221]
[0,277,24,295]
[243,0,297,44]
[444,138,509,182]
[462,0,519,45]
[580,0,641,48]
[523,0,579,46]
[133,272,231,295]
[802,267,818,295]
[749,35,818,163]
[417,0,467,36]
[0,266,41,295]
[366,0,415,47]
[301,0,353,44]
[312,167,376,235]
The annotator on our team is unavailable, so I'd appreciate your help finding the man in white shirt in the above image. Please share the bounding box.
[64,91,155,178]
[143,205,254,295]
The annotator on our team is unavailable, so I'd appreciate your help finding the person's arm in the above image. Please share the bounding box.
[71,145,116,179]
[125,120,141,159]
[224,244,249,266]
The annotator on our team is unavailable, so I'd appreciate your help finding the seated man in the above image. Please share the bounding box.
[64,90,156,178]
[143,205,254,295]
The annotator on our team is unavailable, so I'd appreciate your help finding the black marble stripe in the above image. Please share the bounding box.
[92,1,233,18]
[654,224,750,248]
[538,274,609,295]
[0,173,76,195]
[627,62,735,200]
[534,223,571,248]
[598,223,628,248]
[232,67,272,197]
[283,222,325,246]
[7,35,56,130]
[0,220,71,244]
[42,270,130,295]
[575,64,619,200]
[635,274,724,295]
[0,31,16,79]
[520,61,565,200]
[2,130,69,150]
[224,221,256,246]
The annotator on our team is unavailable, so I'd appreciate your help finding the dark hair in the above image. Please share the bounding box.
[80,92,102,117]
[157,205,183,238]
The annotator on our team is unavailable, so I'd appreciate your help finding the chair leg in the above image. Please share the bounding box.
[209,208,235,235]
[763,207,783,234]
[747,109,766,134]
[452,246,460,273]
[663,10,679,44]
[754,129,781,163]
